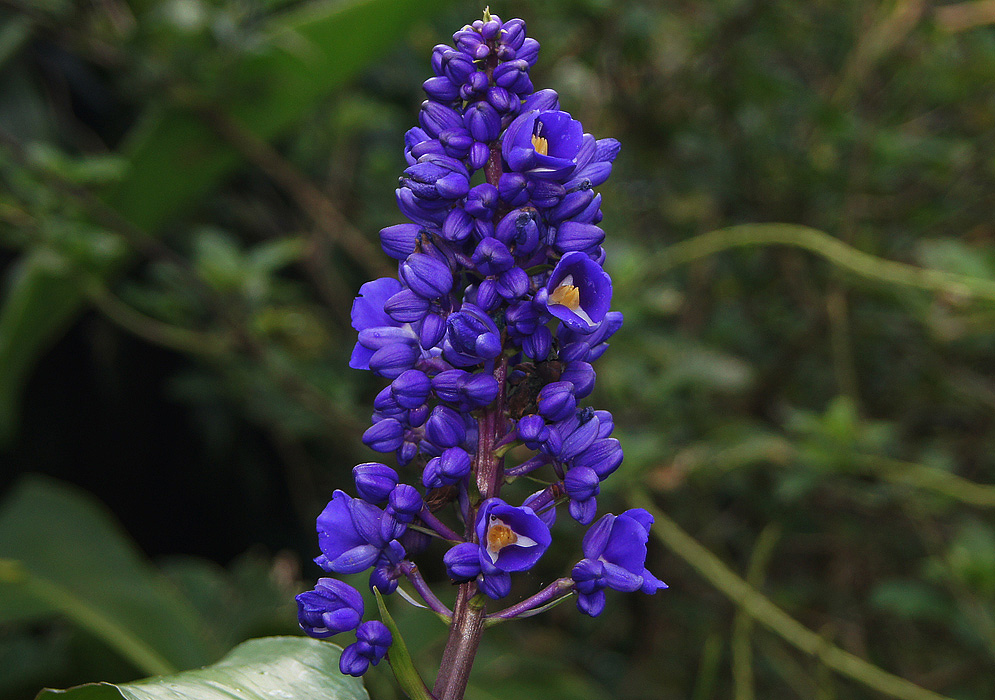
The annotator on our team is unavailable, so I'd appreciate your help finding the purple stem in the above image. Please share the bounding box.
[487,577,574,620]
[433,313,507,700]
[522,484,556,512]
[419,507,462,542]
[493,427,518,450]
[505,454,551,478]
[400,561,453,618]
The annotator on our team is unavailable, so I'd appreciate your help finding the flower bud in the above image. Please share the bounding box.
[400,253,453,299]
[479,571,513,600]
[569,497,599,525]
[496,267,529,300]
[523,326,552,361]
[391,369,431,409]
[577,438,623,479]
[537,381,576,422]
[368,343,419,379]
[388,484,423,522]
[398,440,418,466]
[422,75,459,102]
[517,37,540,67]
[439,446,472,480]
[425,405,467,448]
[339,645,370,677]
[486,86,516,113]
[548,188,595,224]
[469,141,490,170]
[353,463,399,503]
[473,279,501,312]
[441,51,474,84]
[384,289,430,323]
[444,542,482,580]
[362,418,404,453]
[419,312,447,348]
[561,361,596,398]
[432,369,467,403]
[296,578,365,639]
[465,183,499,219]
[462,372,499,407]
[561,413,600,459]
[356,620,392,661]
[472,237,514,276]
[408,403,430,427]
[444,304,502,366]
[594,409,615,437]
[565,466,600,501]
[440,128,473,158]
[464,101,501,142]
[498,172,531,207]
[379,223,420,260]
[517,415,548,445]
[553,221,605,253]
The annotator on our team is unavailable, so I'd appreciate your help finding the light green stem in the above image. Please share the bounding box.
[856,455,995,508]
[654,224,995,303]
[629,491,955,700]
[732,524,781,700]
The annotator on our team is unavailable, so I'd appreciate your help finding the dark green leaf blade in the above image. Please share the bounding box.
[0,476,218,674]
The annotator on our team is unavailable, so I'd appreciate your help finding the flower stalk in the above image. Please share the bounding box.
[293,11,666,698]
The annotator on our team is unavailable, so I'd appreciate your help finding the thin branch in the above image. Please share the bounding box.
[186,97,393,279]
[629,489,956,700]
[652,224,995,304]
[855,455,995,509]
[83,279,229,358]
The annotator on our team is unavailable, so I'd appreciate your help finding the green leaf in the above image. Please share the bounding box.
[0,476,218,675]
[373,588,433,700]
[35,636,368,700]
[0,0,447,445]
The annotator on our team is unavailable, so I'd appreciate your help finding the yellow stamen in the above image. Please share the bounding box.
[549,280,581,310]
[531,134,549,156]
[487,521,518,552]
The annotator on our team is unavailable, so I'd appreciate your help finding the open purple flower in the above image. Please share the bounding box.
[315,490,400,575]
[571,508,667,616]
[350,278,420,372]
[443,498,552,600]
[536,252,612,332]
[503,109,584,181]
[476,497,551,572]
[296,578,364,639]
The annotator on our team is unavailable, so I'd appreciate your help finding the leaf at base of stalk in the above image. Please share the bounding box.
[372,587,435,700]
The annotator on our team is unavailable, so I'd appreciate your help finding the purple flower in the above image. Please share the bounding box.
[476,498,551,573]
[353,463,398,503]
[349,278,419,371]
[503,110,584,181]
[537,381,576,422]
[443,303,503,367]
[400,253,454,300]
[339,620,393,677]
[315,491,399,575]
[442,498,552,600]
[571,508,667,616]
[296,578,364,639]
[536,252,613,332]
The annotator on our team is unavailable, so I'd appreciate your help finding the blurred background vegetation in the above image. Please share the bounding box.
[2,0,995,698]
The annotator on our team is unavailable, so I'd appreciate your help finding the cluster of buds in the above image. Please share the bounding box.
[296,11,666,682]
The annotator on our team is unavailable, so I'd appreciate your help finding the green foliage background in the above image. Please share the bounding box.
[2,0,995,698]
